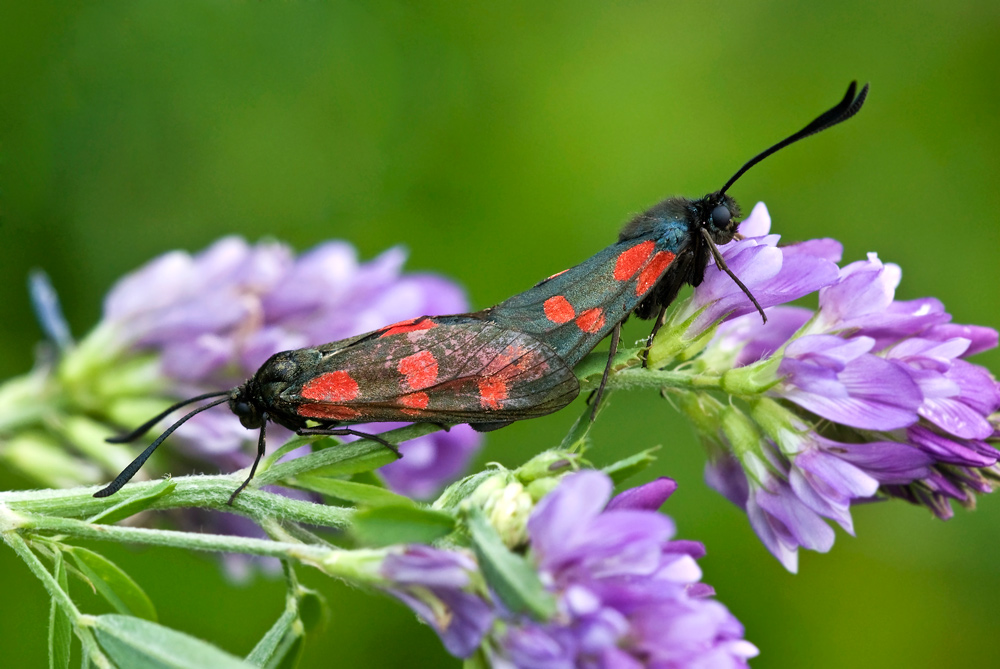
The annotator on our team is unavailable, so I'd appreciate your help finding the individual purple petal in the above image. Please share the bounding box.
[736,201,771,237]
[746,493,799,572]
[606,477,678,511]
[754,481,835,553]
[704,453,750,509]
[826,440,934,484]
[906,426,999,468]
[816,253,900,329]
[856,298,951,349]
[528,470,612,563]
[925,323,999,356]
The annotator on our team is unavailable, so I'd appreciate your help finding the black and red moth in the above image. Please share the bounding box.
[95,315,578,503]
[96,82,867,503]
[481,82,868,408]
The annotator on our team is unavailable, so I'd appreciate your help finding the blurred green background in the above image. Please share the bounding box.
[2,1,999,666]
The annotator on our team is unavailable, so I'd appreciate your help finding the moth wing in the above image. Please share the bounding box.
[481,233,689,366]
[284,316,579,424]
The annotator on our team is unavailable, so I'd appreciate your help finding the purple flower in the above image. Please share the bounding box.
[381,546,495,658]
[101,236,483,497]
[665,204,1000,569]
[675,202,841,337]
[492,471,758,667]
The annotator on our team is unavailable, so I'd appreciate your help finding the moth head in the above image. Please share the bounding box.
[229,385,264,429]
[701,192,741,245]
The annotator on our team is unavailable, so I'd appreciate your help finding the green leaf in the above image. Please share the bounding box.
[602,447,660,486]
[92,614,253,669]
[290,475,414,508]
[350,505,455,547]
[87,478,176,525]
[557,403,599,451]
[68,547,156,621]
[48,552,72,669]
[245,608,300,668]
[464,506,555,620]
[271,635,304,669]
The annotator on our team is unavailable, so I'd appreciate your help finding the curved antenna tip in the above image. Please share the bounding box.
[719,80,870,195]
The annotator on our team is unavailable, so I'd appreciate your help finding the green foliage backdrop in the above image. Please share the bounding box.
[1,2,998,666]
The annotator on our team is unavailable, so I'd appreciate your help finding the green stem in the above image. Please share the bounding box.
[604,367,722,392]
[2,530,112,669]
[0,477,353,529]
[13,510,329,561]
[12,508,390,587]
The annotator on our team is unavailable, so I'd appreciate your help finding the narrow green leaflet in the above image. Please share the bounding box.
[270,636,304,669]
[464,506,555,620]
[92,615,253,669]
[602,447,660,486]
[246,608,301,669]
[68,547,157,621]
[350,505,455,547]
[263,440,398,483]
[87,478,176,525]
[290,475,414,507]
[48,551,72,669]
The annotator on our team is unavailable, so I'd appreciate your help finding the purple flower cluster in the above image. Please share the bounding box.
[102,236,482,497]
[382,472,758,666]
[673,203,1000,570]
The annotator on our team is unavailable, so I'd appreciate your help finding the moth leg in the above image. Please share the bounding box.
[296,427,402,458]
[641,306,669,368]
[589,322,621,422]
[228,415,268,506]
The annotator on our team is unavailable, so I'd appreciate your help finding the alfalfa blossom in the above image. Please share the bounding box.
[644,202,1000,571]
[490,471,757,667]
[2,237,483,499]
[380,469,757,666]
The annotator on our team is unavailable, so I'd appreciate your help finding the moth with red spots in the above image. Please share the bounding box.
[95,83,868,503]
[480,82,869,411]
[95,314,579,504]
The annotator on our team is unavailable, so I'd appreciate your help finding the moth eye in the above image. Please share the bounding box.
[233,400,252,417]
[711,205,732,228]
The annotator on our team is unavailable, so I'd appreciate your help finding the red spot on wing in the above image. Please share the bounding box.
[399,392,430,409]
[547,269,569,280]
[298,404,361,420]
[301,371,360,402]
[636,251,676,296]
[543,295,576,324]
[397,350,439,390]
[575,308,606,333]
[379,317,438,338]
[614,240,656,281]
[477,377,508,410]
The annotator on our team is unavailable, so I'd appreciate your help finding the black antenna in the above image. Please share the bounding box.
[105,390,232,443]
[94,396,230,498]
[719,81,869,195]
